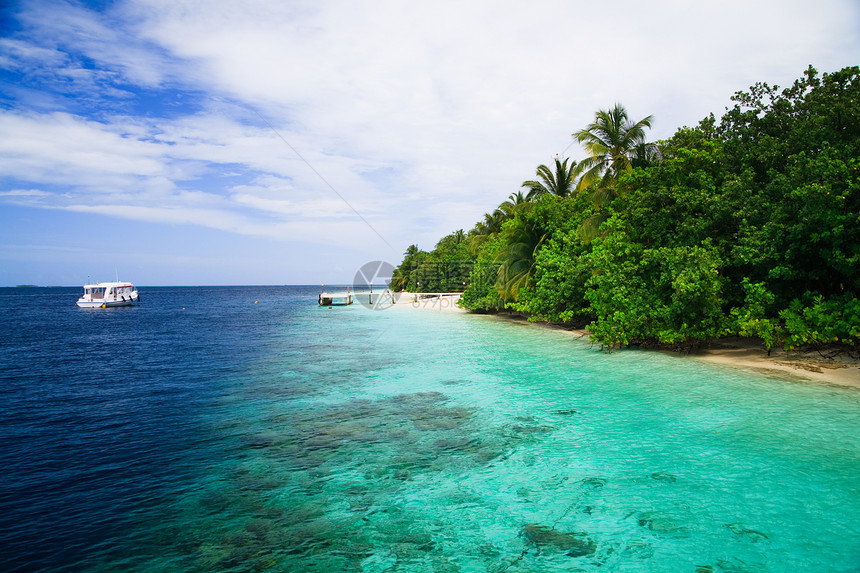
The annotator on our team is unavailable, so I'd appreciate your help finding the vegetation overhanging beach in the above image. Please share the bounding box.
[389,66,860,389]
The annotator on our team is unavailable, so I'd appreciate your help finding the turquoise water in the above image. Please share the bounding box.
[2,287,859,571]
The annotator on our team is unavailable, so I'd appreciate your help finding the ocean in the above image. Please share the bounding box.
[1,286,859,572]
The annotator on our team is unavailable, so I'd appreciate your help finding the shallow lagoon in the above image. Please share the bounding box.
[2,287,859,571]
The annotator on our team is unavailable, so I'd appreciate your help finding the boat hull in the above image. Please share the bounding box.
[76,297,136,308]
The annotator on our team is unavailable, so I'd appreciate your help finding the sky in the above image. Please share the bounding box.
[1,0,858,286]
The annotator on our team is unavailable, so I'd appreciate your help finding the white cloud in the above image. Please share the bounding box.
[1,0,859,284]
[124,0,860,188]
[0,106,398,246]
[0,189,54,198]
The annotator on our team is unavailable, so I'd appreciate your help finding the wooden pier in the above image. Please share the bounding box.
[318,291,462,307]
[318,290,395,306]
[318,292,354,305]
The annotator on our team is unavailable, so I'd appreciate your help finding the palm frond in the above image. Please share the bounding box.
[575,163,604,193]
[494,222,548,301]
[591,184,617,208]
[577,212,608,243]
[521,156,578,199]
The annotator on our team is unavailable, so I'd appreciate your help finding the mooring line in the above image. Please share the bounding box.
[253,109,395,251]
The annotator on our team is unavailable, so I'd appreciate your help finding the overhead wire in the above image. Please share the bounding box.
[253,109,395,252]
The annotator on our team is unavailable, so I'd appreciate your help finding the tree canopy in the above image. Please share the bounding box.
[391,66,860,352]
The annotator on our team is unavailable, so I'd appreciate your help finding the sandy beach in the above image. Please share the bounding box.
[389,297,859,388]
[387,292,465,312]
[557,327,860,390]
[689,337,860,390]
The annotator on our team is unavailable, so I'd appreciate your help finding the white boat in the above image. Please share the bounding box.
[76,282,139,308]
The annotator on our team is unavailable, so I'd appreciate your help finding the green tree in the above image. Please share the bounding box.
[572,103,655,239]
[573,103,655,191]
[469,210,506,256]
[504,192,595,322]
[460,235,505,312]
[508,228,593,325]
[521,156,579,200]
[390,231,474,293]
[390,244,423,291]
[395,68,860,351]
[585,222,724,348]
[717,66,860,306]
[495,222,547,302]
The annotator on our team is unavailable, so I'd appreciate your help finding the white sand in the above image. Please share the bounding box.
[544,326,860,388]
[387,292,465,313]
[385,300,860,388]
[556,329,860,389]
[689,338,860,389]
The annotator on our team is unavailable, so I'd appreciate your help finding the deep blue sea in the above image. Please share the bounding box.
[1,286,859,572]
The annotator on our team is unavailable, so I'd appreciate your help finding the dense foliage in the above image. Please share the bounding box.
[389,232,472,293]
[390,67,860,351]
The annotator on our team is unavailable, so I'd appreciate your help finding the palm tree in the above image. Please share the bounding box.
[573,103,655,239]
[498,191,530,218]
[521,156,578,200]
[469,209,507,255]
[473,210,506,236]
[508,190,529,205]
[573,103,654,191]
[390,244,422,290]
[495,217,548,302]
[631,141,661,169]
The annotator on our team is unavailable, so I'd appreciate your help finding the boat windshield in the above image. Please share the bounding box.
[88,287,106,299]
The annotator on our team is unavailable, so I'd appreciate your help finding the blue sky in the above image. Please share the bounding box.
[1,0,859,286]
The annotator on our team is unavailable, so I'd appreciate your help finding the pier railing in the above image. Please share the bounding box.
[318,291,462,306]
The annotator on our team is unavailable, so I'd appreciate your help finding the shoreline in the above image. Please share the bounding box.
[564,326,860,390]
[387,292,465,313]
[473,312,860,390]
[388,298,860,389]
[578,330,860,390]
[688,338,860,390]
